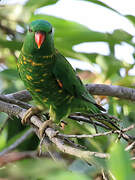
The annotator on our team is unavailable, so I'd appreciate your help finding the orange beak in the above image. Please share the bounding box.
[35,32,45,49]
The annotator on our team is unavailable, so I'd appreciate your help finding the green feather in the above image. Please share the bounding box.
[17,19,119,130]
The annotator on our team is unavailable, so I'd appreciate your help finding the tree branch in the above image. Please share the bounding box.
[6,84,135,102]
[46,127,109,161]
[6,90,32,102]
[1,83,135,163]
[86,84,135,101]
[0,94,31,109]
[0,100,109,162]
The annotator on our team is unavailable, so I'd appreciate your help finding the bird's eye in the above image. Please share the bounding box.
[48,29,52,34]
[29,28,33,32]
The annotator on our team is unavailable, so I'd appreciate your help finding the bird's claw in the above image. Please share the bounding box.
[39,119,53,137]
[22,107,41,124]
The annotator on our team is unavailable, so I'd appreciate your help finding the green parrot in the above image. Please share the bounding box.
[17,20,118,136]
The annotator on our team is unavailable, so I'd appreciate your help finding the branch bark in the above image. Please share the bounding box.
[0,100,109,163]
[6,83,135,102]
[6,90,32,102]
[86,84,135,101]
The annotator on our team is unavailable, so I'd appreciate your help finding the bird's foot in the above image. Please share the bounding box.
[22,107,41,124]
[39,119,55,138]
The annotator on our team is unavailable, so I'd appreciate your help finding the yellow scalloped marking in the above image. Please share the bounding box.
[35,89,41,92]
[43,54,54,59]
[26,75,33,80]
[31,62,43,66]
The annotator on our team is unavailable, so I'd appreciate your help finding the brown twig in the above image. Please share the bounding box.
[0,151,37,166]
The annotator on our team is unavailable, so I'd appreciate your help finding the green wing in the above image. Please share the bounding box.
[52,51,105,111]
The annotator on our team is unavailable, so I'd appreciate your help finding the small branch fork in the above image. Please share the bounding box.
[0,85,135,164]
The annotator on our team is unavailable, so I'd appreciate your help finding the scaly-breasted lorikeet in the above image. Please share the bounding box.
[17,20,118,136]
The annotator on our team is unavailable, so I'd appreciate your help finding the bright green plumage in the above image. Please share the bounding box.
[17,20,118,130]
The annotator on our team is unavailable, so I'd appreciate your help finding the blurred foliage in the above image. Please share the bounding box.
[0,0,135,179]
[108,142,134,180]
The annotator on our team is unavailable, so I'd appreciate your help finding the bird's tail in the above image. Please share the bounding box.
[86,103,119,130]
[80,96,119,130]
[90,101,120,130]
[71,98,120,130]
[89,113,119,130]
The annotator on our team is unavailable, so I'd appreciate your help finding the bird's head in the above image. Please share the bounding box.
[22,20,54,56]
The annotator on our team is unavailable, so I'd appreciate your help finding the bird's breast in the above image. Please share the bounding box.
[18,53,71,107]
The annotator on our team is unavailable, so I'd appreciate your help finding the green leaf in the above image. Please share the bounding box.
[116,76,135,87]
[108,142,134,180]
[96,55,122,80]
[51,171,90,180]
[25,0,59,12]
[111,29,133,43]
[0,112,8,150]
[125,15,135,26]
[82,0,121,15]
[1,158,89,180]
